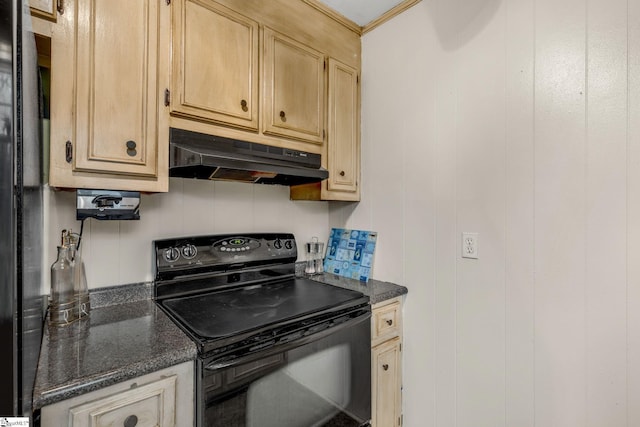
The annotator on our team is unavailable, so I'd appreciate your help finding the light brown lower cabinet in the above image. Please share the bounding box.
[371,298,403,427]
[40,361,194,427]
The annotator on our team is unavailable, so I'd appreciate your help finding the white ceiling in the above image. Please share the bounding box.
[316,0,406,26]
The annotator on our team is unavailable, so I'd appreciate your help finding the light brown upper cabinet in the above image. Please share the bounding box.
[262,27,325,145]
[49,0,169,192]
[170,0,259,130]
[290,58,360,201]
[326,58,360,197]
[73,0,160,177]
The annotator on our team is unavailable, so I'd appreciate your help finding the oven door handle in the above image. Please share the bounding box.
[204,310,371,371]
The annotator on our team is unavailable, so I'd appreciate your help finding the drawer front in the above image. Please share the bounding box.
[372,301,400,344]
[70,375,177,427]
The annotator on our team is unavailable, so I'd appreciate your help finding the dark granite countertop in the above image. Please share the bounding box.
[310,273,408,305]
[32,286,197,409]
[32,274,405,410]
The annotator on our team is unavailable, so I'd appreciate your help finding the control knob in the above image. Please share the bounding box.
[181,244,197,259]
[163,247,180,263]
[274,239,283,249]
[284,240,293,250]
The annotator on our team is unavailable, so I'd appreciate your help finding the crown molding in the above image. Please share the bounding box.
[302,0,362,35]
[362,0,422,34]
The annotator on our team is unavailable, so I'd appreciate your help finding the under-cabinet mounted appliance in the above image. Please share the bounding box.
[169,128,329,186]
[76,189,140,220]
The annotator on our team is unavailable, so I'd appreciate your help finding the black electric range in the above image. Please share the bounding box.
[153,233,372,427]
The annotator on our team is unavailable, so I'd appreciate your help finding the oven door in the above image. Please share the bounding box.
[198,309,371,427]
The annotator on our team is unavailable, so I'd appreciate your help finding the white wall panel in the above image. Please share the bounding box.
[331,0,640,425]
[362,22,406,284]
[585,0,628,424]
[432,0,459,424]
[250,184,289,232]
[454,1,506,425]
[627,0,640,424]
[181,178,216,235]
[504,0,535,424]
[534,0,587,424]
[118,193,160,284]
[212,181,253,233]
[356,2,440,425]
[397,4,438,426]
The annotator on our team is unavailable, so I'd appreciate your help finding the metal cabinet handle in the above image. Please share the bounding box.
[65,140,73,163]
[241,99,248,112]
[279,110,286,121]
[124,415,138,427]
[339,171,345,177]
[382,364,389,371]
[126,140,137,157]
[386,319,393,326]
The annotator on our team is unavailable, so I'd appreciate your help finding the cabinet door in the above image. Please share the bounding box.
[327,58,359,196]
[41,362,193,427]
[171,0,259,130]
[69,375,177,427]
[372,338,402,427]
[263,27,325,144]
[73,0,161,177]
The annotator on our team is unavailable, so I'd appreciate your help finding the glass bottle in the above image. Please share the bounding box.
[314,241,324,274]
[49,245,76,325]
[68,234,90,319]
[305,240,317,275]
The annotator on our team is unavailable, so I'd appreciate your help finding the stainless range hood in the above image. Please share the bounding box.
[169,128,329,186]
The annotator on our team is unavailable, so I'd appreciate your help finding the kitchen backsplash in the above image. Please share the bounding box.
[45,178,330,291]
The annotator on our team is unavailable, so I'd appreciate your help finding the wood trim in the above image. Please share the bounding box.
[29,3,56,22]
[301,0,362,35]
[362,0,422,34]
[302,0,423,36]
[30,15,53,37]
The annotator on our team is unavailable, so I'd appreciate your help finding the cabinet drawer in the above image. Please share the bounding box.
[69,375,177,427]
[372,300,401,345]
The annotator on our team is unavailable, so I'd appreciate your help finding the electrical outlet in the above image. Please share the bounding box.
[462,232,478,259]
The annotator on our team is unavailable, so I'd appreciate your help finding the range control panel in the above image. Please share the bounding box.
[154,233,297,279]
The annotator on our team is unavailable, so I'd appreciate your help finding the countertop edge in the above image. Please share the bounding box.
[309,273,408,304]
[33,347,196,409]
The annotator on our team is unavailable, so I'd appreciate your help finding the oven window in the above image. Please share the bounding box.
[247,345,351,426]
[201,314,371,427]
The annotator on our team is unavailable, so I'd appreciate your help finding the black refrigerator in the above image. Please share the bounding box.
[0,0,45,419]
